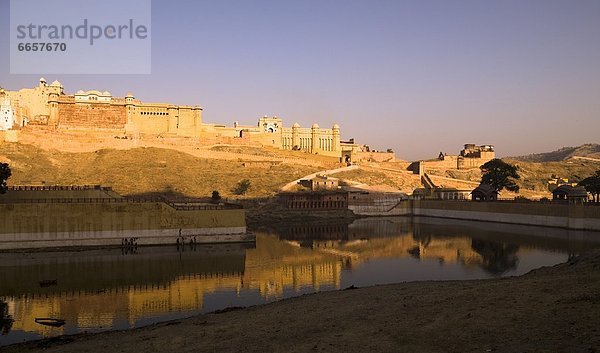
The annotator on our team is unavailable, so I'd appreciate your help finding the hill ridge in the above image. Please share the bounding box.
[511,143,600,162]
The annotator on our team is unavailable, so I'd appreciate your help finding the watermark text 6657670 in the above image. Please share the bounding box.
[10,0,151,74]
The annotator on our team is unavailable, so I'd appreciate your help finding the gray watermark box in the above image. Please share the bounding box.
[10,0,151,74]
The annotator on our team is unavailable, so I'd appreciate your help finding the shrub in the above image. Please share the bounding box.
[233,179,251,195]
[211,190,222,203]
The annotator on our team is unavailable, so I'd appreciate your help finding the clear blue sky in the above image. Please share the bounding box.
[1,0,599,160]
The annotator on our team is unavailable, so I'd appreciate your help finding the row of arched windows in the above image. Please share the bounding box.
[141,111,168,116]
[287,200,347,209]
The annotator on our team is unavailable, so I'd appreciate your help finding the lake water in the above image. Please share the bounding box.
[1,216,599,346]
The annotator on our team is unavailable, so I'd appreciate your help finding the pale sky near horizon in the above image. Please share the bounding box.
[1,0,599,160]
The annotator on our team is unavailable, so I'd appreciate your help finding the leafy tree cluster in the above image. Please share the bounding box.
[480,159,520,193]
[579,170,600,203]
[0,163,11,195]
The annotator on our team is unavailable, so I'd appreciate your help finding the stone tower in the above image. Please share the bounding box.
[332,123,340,152]
[48,93,59,127]
[292,122,300,148]
[311,123,319,153]
[124,93,137,135]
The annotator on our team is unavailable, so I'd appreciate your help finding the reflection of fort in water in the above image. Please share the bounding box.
[1,244,250,337]
[276,218,495,270]
[1,218,596,340]
[0,239,344,338]
[275,217,589,272]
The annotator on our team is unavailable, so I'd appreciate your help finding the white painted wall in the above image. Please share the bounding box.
[0,98,15,131]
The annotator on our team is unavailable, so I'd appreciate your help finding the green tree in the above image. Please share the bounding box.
[0,163,11,195]
[579,170,600,203]
[211,190,222,204]
[480,159,520,193]
[233,179,251,195]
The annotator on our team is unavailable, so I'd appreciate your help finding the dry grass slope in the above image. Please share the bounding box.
[3,138,599,200]
[331,168,422,193]
[0,142,320,198]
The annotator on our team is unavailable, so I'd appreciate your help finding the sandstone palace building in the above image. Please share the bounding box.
[0,78,386,161]
[0,78,203,136]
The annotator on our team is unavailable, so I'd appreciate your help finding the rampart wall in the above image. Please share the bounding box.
[58,102,126,129]
[356,151,395,162]
[0,202,248,249]
[364,199,600,231]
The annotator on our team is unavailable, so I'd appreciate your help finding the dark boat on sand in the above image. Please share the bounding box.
[35,318,66,327]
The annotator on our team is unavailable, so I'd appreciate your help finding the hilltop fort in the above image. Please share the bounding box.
[0,78,394,163]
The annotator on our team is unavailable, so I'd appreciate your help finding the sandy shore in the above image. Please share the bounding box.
[4,251,600,353]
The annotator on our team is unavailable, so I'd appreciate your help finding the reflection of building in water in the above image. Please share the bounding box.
[408,237,483,267]
[277,223,350,241]
[5,273,245,336]
[411,220,525,273]
[272,218,486,269]
[243,233,343,298]
[1,238,348,338]
[4,297,65,336]
[126,274,243,322]
[347,217,412,238]
[243,262,342,298]
[0,245,248,337]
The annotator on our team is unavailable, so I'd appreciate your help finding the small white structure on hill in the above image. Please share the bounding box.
[0,96,15,131]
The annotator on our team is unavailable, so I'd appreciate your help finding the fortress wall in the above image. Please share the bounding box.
[58,102,127,129]
[353,199,600,231]
[316,150,341,158]
[131,112,170,134]
[421,155,491,170]
[423,156,459,169]
[349,198,411,216]
[458,156,493,169]
[0,189,118,201]
[174,108,201,137]
[0,203,246,234]
[0,202,248,249]
[243,131,283,149]
[357,151,395,162]
[412,200,600,231]
[130,106,201,137]
[479,151,495,160]
[201,125,240,138]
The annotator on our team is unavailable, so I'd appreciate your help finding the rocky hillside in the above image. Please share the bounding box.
[512,144,600,162]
